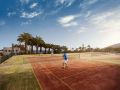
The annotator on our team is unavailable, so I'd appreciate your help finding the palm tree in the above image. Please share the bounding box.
[28,37,35,54]
[17,32,32,54]
[39,41,45,54]
[39,43,44,54]
[82,44,86,52]
[57,45,62,53]
[78,46,82,52]
[87,45,91,52]
[43,43,48,54]
[52,44,56,53]
[46,44,53,54]
[52,45,61,54]
[34,36,45,54]
[61,46,68,52]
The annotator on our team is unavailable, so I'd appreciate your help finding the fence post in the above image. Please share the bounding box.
[0,57,1,64]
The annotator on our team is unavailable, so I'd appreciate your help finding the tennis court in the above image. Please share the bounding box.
[28,54,120,90]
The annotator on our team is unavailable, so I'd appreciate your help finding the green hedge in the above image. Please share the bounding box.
[0,53,13,64]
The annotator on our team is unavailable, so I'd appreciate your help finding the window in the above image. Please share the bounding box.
[16,50,18,52]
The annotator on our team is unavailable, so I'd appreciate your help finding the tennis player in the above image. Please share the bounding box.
[63,52,68,68]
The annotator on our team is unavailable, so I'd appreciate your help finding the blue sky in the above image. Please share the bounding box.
[0,0,120,49]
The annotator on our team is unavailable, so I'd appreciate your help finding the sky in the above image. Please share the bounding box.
[0,0,120,49]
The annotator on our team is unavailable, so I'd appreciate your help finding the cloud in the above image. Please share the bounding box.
[44,7,63,16]
[20,12,42,18]
[66,1,74,7]
[77,27,86,33]
[20,0,30,4]
[89,8,120,33]
[78,30,86,33]
[98,18,120,33]
[85,11,91,17]
[80,0,98,9]
[0,21,5,26]
[8,12,16,16]
[21,20,31,25]
[62,21,78,27]
[58,15,77,23]
[58,14,80,27]
[57,0,65,4]
[90,12,114,24]
[30,3,38,9]
[82,7,120,46]
[88,0,98,5]
[56,0,75,7]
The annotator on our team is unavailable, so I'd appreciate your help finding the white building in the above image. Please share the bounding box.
[3,47,21,55]
[0,50,3,56]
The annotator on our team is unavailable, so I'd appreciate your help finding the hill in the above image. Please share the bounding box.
[107,43,120,48]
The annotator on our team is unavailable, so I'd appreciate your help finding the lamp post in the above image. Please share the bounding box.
[12,43,14,56]
[78,49,80,59]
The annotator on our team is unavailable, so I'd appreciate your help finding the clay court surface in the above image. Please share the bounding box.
[28,55,120,90]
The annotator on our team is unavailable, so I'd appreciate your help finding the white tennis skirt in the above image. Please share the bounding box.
[64,60,68,63]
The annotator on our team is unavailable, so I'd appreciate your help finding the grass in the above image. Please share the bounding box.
[77,52,120,65]
[0,56,40,90]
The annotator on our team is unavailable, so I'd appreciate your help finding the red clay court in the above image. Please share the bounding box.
[28,56,120,90]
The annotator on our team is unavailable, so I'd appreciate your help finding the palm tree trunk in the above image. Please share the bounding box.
[40,47,42,53]
[45,48,46,54]
[31,45,33,54]
[48,48,51,54]
[25,42,27,54]
[36,46,38,54]
[53,49,56,54]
